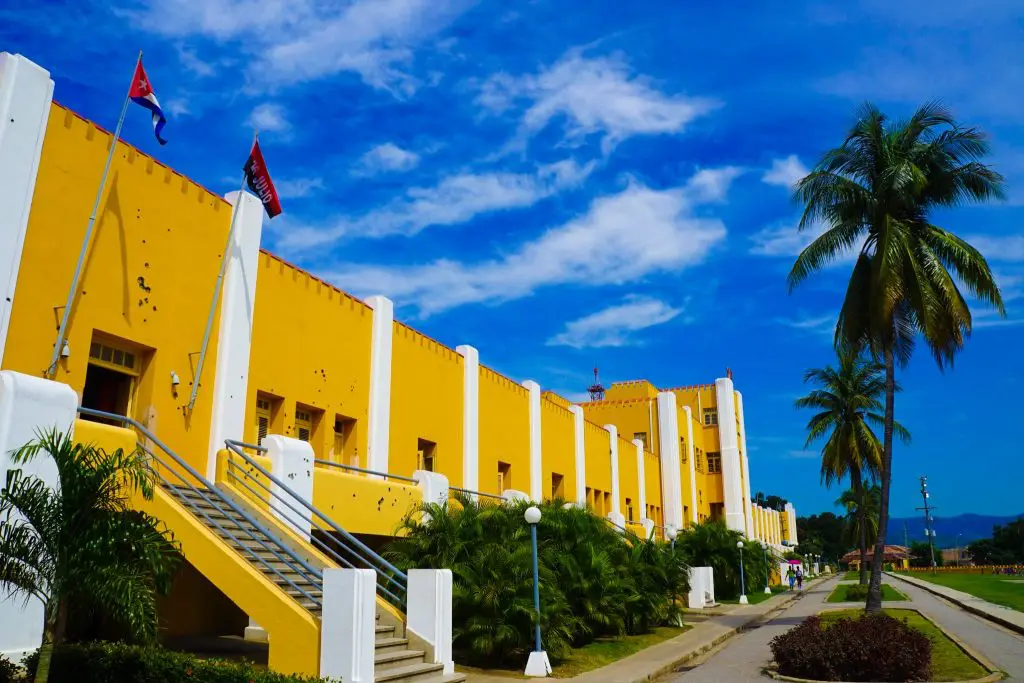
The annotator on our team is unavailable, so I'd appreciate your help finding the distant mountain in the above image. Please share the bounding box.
[887,513,1023,549]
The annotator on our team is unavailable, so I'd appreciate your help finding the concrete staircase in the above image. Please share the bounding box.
[169,486,465,683]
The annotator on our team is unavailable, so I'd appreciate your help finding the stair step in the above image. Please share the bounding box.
[374,649,425,672]
[373,661,446,683]
[374,637,409,653]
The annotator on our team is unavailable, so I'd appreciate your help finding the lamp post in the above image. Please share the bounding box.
[666,527,682,623]
[667,526,677,552]
[737,540,748,605]
[763,543,772,594]
[524,506,551,677]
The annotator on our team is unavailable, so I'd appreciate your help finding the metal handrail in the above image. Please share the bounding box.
[75,407,324,608]
[449,486,504,501]
[313,458,418,484]
[222,458,404,606]
[226,440,408,605]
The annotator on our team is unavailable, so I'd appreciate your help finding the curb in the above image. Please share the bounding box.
[763,605,1004,683]
[887,573,1024,638]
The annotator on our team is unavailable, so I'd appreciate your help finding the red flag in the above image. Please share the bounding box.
[243,140,282,218]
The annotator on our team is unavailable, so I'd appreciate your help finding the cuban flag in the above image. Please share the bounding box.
[244,139,282,218]
[129,58,167,145]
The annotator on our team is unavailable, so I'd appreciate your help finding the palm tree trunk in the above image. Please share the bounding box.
[33,600,67,683]
[866,348,895,613]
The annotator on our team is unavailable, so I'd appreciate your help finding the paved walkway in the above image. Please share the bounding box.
[891,571,1024,634]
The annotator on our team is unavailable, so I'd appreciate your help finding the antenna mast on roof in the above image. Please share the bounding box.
[588,367,605,401]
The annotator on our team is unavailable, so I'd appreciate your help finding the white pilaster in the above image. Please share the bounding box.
[714,378,745,533]
[522,380,542,502]
[366,295,394,477]
[774,510,782,546]
[604,424,622,517]
[407,569,454,675]
[656,392,684,530]
[0,371,77,660]
[736,392,754,538]
[785,502,798,545]
[570,405,587,507]
[264,435,314,540]
[207,191,263,479]
[321,568,376,683]
[455,345,479,494]
[681,406,699,526]
[0,54,54,365]
[754,505,762,542]
[633,438,646,523]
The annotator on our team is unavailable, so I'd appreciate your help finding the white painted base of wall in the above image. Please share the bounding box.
[407,569,454,674]
[502,489,529,503]
[525,650,552,677]
[243,624,268,643]
[764,586,772,595]
[687,566,715,609]
[320,568,376,682]
[264,435,314,540]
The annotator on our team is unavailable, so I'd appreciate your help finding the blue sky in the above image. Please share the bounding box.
[4,0,1022,519]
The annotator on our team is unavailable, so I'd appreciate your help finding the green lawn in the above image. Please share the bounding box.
[842,570,861,581]
[551,626,690,678]
[826,583,909,603]
[720,586,788,605]
[819,609,987,682]
[903,571,1024,613]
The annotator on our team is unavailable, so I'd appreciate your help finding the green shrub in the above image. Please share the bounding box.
[844,583,869,601]
[0,655,19,683]
[385,495,689,666]
[674,520,771,599]
[22,642,336,683]
[771,613,931,681]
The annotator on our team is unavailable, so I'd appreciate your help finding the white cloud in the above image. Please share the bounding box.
[779,314,836,338]
[165,98,191,117]
[749,221,822,257]
[786,449,819,459]
[762,155,809,188]
[321,171,735,315]
[966,234,1024,262]
[275,177,325,199]
[478,49,719,153]
[127,0,471,96]
[176,45,215,77]
[355,143,421,176]
[547,296,683,348]
[279,158,596,248]
[247,103,290,133]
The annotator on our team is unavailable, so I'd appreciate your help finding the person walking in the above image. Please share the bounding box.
[796,566,804,591]
[787,565,796,591]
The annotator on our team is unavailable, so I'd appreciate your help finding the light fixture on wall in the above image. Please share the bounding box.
[60,342,70,358]
[170,371,181,387]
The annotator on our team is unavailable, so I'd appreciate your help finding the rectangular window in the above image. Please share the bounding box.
[633,432,648,449]
[295,409,313,442]
[707,451,722,473]
[603,492,611,517]
[694,447,704,473]
[680,437,687,463]
[498,461,512,493]
[703,407,718,426]
[626,497,634,522]
[710,502,725,520]
[417,438,437,472]
[333,415,357,466]
[550,473,564,500]
[254,396,275,447]
[585,486,593,510]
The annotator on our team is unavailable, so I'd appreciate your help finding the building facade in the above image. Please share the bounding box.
[0,50,797,673]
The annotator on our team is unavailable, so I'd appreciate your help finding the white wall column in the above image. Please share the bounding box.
[656,392,684,530]
[0,53,53,365]
[570,405,586,506]
[604,424,624,525]
[736,391,754,538]
[365,295,394,477]
[455,345,479,495]
[633,438,647,524]
[407,569,455,675]
[714,378,745,533]
[681,406,699,526]
[522,380,542,502]
[0,371,77,660]
[321,568,376,682]
[263,435,314,539]
[206,191,264,479]
[774,510,782,546]
[785,502,798,545]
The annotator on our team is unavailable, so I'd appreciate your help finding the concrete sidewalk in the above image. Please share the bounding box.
[464,579,829,683]
[888,572,1024,635]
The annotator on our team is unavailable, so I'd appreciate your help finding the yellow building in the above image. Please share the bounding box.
[0,51,797,679]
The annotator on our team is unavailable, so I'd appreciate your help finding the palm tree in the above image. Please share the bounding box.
[0,430,179,683]
[795,349,909,584]
[789,102,1005,611]
[837,484,881,577]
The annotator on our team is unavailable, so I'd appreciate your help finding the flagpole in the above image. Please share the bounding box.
[46,51,143,377]
[187,131,257,414]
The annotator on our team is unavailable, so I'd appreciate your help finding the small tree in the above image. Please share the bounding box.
[0,430,179,683]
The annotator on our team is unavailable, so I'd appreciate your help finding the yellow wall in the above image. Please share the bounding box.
[246,252,373,466]
[583,421,612,514]
[389,323,463,482]
[478,366,530,496]
[580,397,658,454]
[616,435,640,523]
[540,397,575,501]
[4,104,229,473]
[603,380,659,400]
[312,465,423,536]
